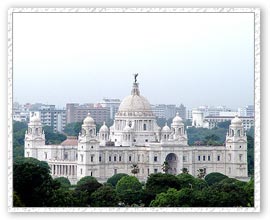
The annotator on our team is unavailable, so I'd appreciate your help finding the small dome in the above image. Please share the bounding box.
[231,116,242,125]
[100,122,109,132]
[162,123,171,132]
[30,113,40,123]
[83,113,95,125]
[172,112,183,124]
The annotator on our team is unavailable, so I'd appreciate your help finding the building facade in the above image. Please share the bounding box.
[66,103,110,125]
[30,105,66,133]
[25,78,248,184]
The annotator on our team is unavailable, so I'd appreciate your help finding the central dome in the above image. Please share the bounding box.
[118,82,152,113]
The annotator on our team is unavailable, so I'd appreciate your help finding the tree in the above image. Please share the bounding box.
[63,122,83,136]
[75,176,102,205]
[13,157,55,207]
[90,185,119,207]
[247,135,254,176]
[13,121,28,159]
[216,121,230,129]
[204,172,228,186]
[244,178,254,207]
[116,175,143,206]
[53,177,71,189]
[161,161,170,173]
[176,173,195,189]
[144,173,181,206]
[43,126,67,145]
[150,188,179,207]
[107,173,128,187]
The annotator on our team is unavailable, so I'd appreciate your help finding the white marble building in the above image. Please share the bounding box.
[24,78,248,184]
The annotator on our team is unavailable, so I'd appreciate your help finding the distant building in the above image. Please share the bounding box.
[99,98,121,120]
[13,102,30,122]
[152,104,186,120]
[204,116,254,130]
[30,104,66,132]
[238,105,254,117]
[66,103,109,125]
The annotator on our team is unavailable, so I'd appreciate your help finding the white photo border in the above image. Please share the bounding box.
[7,7,260,212]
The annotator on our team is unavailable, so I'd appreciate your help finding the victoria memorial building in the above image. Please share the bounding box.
[24,77,249,184]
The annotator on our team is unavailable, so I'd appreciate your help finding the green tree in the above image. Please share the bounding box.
[150,188,179,207]
[63,122,83,136]
[90,185,119,207]
[204,172,228,186]
[53,177,71,189]
[247,135,254,176]
[107,173,128,187]
[43,126,67,145]
[181,167,189,174]
[116,175,143,206]
[244,178,254,207]
[13,157,55,207]
[216,121,230,129]
[176,173,195,189]
[13,121,28,159]
[144,173,181,206]
[75,176,102,205]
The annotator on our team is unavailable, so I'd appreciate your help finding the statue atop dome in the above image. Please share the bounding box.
[133,73,138,83]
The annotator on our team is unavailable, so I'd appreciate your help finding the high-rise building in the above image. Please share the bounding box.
[66,103,109,125]
[30,104,66,133]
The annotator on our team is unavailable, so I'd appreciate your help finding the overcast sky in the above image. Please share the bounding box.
[13,12,254,109]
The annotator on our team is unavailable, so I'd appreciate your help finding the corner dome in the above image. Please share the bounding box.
[162,123,171,132]
[30,113,41,123]
[231,116,242,125]
[118,82,153,113]
[83,113,95,125]
[172,112,183,124]
[100,122,109,132]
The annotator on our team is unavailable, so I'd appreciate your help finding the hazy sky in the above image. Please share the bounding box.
[13,12,254,109]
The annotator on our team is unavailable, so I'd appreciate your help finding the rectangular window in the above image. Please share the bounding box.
[119,156,122,162]
[114,156,117,162]
[198,156,201,161]
[114,169,117,175]
[91,156,94,162]
[80,154,83,162]
[203,156,206,161]
[217,155,220,161]
[239,154,243,162]
[129,156,132,162]
[109,156,111,162]
[99,156,101,162]
[154,168,158,173]
[138,155,140,162]
[183,156,187,162]
[208,155,211,161]
[154,156,158,162]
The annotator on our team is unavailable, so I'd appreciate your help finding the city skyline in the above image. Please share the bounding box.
[13,12,254,109]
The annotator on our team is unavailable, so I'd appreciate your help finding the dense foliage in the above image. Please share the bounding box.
[43,126,67,145]
[63,122,82,136]
[107,173,128,187]
[13,157,254,208]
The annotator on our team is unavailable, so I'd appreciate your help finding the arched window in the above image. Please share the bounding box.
[237,130,241,136]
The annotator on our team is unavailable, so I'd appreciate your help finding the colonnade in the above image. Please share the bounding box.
[51,164,77,176]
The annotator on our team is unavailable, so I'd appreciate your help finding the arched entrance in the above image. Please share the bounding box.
[165,153,178,175]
